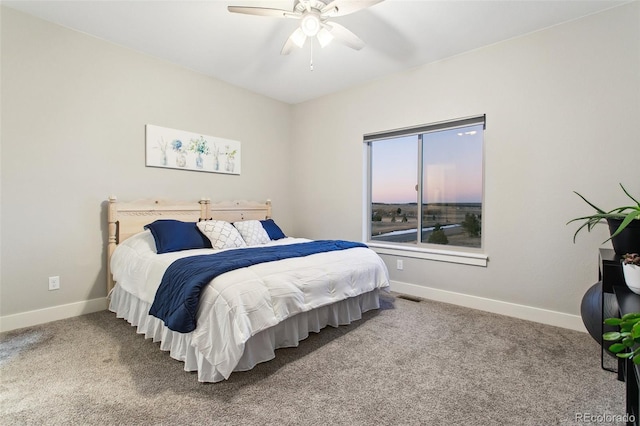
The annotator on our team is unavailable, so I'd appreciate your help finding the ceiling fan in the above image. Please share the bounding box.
[228,0,384,55]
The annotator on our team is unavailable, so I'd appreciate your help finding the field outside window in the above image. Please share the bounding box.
[367,116,484,251]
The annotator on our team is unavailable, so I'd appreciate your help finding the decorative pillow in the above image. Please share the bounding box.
[233,220,271,246]
[196,220,247,250]
[144,220,212,254]
[261,219,286,240]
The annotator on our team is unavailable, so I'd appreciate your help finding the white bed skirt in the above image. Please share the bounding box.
[109,285,382,382]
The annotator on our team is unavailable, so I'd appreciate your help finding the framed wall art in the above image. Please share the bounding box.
[145,124,241,175]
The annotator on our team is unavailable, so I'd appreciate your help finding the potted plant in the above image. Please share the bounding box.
[567,183,640,255]
[603,312,640,364]
[623,253,640,294]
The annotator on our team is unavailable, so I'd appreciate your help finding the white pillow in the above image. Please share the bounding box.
[233,220,270,246]
[196,220,246,250]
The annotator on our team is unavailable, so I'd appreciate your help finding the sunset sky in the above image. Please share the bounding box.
[371,124,483,204]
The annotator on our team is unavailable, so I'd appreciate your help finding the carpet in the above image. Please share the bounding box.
[0,293,626,425]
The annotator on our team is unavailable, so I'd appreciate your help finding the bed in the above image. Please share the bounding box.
[106,196,390,382]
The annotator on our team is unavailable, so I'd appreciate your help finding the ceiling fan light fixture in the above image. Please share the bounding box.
[228,0,381,58]
[290,27,307,48]
[300,13,321,37]
[317,27,334,47]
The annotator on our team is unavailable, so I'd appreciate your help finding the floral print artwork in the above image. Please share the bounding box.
[146,124,241,175]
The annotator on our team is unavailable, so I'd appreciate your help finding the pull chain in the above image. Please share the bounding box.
[310,39,314,71]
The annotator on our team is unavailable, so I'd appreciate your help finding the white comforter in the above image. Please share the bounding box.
[110,231,390,379]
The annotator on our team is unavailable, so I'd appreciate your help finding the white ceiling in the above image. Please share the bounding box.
[3,0,629,104]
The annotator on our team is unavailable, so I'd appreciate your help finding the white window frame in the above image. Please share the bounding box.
[363,115,488,267]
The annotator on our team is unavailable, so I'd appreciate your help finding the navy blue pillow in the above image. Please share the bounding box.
[260,219,286,240]
[144,220,212,254]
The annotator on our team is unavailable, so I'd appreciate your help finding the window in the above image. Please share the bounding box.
[365,115,485,255]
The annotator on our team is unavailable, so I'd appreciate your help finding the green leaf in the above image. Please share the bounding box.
[622,313,640,320]
[617,352,634,359]
[621,183,640,207]
[605,318,623,325]
[573,191,606,214]
[609,343,627,353]
[608,206,637,214]
[623,337,635,347]
[603,331,622,341]
[571,222,591,243]
[633,355,640,365]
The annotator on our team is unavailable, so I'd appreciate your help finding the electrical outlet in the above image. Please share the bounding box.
[396,259,403,270]
[49,276,60,291]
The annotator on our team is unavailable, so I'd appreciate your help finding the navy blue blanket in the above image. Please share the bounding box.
[149,240,367,333]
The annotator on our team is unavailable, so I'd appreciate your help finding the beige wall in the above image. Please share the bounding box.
[290,2,640,321]
[1,3,639,329]
[0,7,292,318]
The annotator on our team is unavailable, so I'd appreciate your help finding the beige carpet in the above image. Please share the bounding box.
[0,294,626,425]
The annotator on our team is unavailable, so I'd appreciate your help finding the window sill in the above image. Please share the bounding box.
[367,242,488,267]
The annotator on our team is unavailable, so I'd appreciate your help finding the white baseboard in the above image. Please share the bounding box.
[0,284,586,333]
[390,280,587,333]
[0,297,108,332]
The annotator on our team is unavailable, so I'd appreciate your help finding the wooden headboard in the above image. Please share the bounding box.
[106,196,272,293]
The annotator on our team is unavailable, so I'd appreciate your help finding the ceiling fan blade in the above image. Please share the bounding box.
[281,28,307,55]
[227,6,297,18]
[321,0,384,17]
[325,22,365,50]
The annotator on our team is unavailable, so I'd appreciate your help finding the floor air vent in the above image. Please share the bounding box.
[397,294,421,303]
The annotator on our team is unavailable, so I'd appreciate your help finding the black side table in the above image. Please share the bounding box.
[601,249,626,373]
